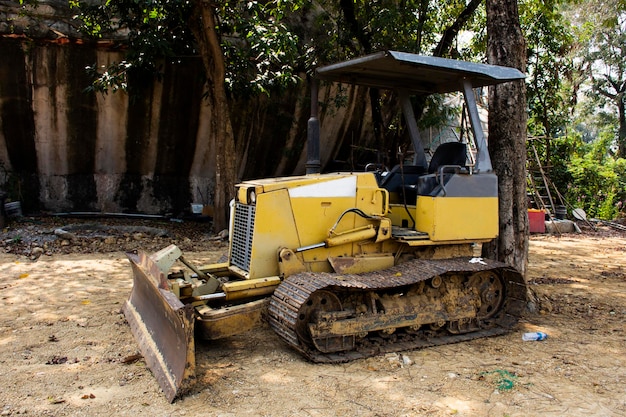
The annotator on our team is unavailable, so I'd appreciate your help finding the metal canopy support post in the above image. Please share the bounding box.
[398,89,428,169]
[306,78,321,174]
[461,79,492,172]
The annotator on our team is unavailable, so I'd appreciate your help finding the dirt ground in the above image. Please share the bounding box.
[0,217,625,417]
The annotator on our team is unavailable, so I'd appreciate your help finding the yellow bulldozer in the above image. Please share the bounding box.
[123,51,527,402]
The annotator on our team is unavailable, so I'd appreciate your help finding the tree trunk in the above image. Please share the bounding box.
[188,1,237,232]
[482,0,529,278]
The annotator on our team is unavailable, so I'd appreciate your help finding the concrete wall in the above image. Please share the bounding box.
[0,1,473,218]
[5,37,479,217]
[0,39,219,215]
[0,37,380,217]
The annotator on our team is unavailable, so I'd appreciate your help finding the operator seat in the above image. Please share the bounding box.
[379,164,426,204]
[380,142,468,203]
[411,142,468,197]
[428,142,467,174]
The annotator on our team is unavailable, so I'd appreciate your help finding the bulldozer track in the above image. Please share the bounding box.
[268,257,526,363]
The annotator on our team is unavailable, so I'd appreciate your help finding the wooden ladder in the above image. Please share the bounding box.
[527,142,561,218]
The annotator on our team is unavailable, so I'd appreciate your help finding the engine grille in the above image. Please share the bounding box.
[231,202,256,272]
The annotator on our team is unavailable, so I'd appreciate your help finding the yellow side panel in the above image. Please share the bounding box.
[290,196,357,269]
[290,197,355,248]
[415,196,498,241]
[289,173,386,270]
[387,204,416,228]
[247,189,300,279]
[243,173,389,277]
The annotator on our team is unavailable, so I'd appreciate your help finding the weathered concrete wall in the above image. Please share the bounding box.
[0,38,374,216]
[1,36,471,218]
[1,1,472,219]
[0,2,388,217]
[0,39,221,215]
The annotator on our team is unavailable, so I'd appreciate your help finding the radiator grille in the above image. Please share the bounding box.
[230,203,256,272]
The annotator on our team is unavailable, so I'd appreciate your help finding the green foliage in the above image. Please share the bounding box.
[553,130,626,219]
[568,0,626,157]
[521,0,575,139]
[74,0,305,96]
[218,2,304,96]
[73,0,197,94]
[71,0,495,116]
[526,0,626,221]
[519,0,626,221]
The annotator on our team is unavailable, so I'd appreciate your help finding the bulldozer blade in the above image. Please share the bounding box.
[123,251,196,402]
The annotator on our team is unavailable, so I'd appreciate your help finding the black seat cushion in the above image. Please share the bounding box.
[428,142,467,174]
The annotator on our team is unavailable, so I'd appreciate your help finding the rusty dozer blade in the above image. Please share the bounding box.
[123,249,196,402]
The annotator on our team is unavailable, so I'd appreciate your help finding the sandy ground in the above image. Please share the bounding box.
[1,231,625,417]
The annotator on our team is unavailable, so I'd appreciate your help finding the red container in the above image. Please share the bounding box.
[528,209,545,233]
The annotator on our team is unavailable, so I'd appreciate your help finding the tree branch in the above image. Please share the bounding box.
[433,0,483,58]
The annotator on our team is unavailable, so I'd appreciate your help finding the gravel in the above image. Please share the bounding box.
[0,216,227,259]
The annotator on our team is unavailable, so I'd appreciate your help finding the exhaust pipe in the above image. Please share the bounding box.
[306,78,321,174]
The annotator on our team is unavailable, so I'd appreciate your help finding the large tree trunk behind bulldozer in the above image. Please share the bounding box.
[188,1,237,232]
[482,0,529,279]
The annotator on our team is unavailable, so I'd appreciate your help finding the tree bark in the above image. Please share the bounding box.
[188,0,237,232]
[482,0,529,278]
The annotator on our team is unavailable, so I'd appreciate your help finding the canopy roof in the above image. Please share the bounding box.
[315,51,525,94]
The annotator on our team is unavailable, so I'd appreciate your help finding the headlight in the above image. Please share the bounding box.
[248,189,256,204]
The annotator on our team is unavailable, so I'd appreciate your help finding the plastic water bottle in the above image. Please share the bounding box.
[522,331,548,341]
